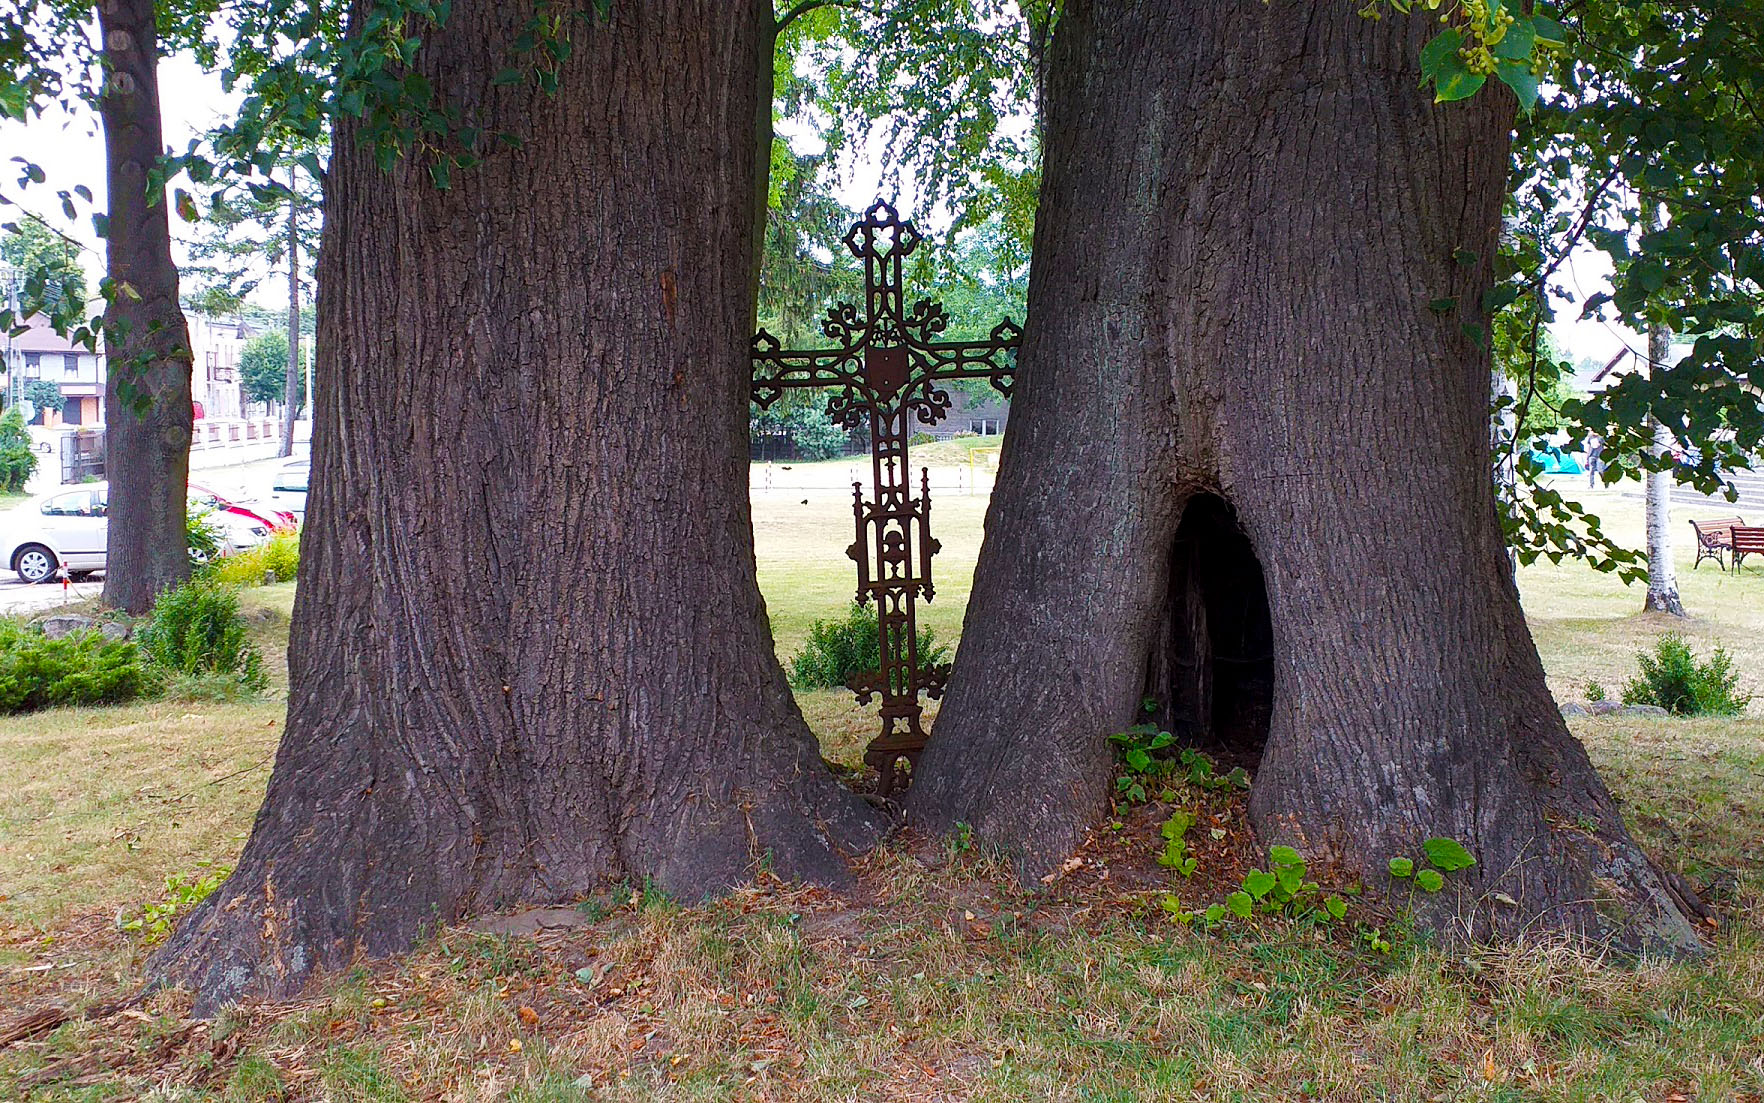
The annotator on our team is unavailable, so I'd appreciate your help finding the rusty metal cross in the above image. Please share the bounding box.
[752,200,1021,797]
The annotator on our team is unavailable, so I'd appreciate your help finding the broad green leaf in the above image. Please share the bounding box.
[1496,61,1541,110]
[1387,857,1414,878]
[1242,870,1276,900]
[1415,869,1446,893]
[1419,29,1464,84]
[1225,891,1253,919]
[1421,837,1477,872]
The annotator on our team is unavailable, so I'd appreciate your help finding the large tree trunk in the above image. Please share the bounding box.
[911,0,1701,954]
[156,0,882,1010]
[279,166,300,460]
[99,0,194,614]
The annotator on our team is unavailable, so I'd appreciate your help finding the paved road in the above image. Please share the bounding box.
[0,575,104,614]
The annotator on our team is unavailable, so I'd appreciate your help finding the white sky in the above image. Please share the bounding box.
[1,54,1648,366]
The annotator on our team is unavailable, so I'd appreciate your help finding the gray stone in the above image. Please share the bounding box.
[99,621,131,641]
[40,614,95,640]
[1587,700,1623,715]
[1559,702,1589,717]
[1620,704,1670,717]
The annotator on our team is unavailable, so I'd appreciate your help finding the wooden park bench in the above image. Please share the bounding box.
[1689,517,1746,570]
[1733,525,1764,570]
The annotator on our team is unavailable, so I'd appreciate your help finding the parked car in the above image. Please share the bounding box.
[189,480,297,533]
[269,459,310,524]
[1,484,273,584]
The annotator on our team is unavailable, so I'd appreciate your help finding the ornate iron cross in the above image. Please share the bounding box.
[752,200,1021,797]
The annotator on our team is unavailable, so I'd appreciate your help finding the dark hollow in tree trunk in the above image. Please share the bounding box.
[910,0,1702,955]
[1144,494,1273,772]
[154,0,882,1011]
[98,0,195,615]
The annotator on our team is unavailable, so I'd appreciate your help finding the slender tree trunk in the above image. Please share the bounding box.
[279,167,300,459]
[98,0,194,614]
[1643,258,1683,614]
[156,0,882,1011]
[911,0,1702,954]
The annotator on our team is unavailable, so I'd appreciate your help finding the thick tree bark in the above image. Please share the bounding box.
[156,0,881,1010]
[98,0,194,614]
[911,0,1701,954]
[279,167,300,459]
[1643,313,1683,615]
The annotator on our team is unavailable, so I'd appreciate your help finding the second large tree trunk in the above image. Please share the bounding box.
[157,0,881,1010]
[99,0,194,614]
[911,0,1701,954]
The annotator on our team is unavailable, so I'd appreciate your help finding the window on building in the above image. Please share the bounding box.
[63,353,80,376]
[968,418,1000,435]
[23,351,41,377]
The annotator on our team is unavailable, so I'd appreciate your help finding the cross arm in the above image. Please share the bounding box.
[912,318,1022,398]
[750,329,865,409]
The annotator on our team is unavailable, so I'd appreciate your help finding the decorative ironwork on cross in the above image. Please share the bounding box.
[752,200,1021,797]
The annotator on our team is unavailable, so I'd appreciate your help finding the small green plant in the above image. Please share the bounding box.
[1165,844,1347,929]
[1108,723,1174,802]
[1178,747,1250,792]
[206,530,300,586]
[1387,836,1477,895]
[788,602,947,690]
[1584,680,1606,702]
[136,581,267,690]
[949,821,975,855]
[1620,633,1751,716]
[1157,809,1198,876]
[0,620,153,714]
[1109,728,1249,803]
[119,865,230,943]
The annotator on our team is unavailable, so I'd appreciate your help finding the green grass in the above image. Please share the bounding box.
[1,477,1761,1100]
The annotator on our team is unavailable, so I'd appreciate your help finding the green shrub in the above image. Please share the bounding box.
[1620,633,1751,716]
[0,620,153,713]
[206,531,300,586]
[187,506,224,567]
[0,408,38,492]
[788,602,948,690]
[136,581,267,690]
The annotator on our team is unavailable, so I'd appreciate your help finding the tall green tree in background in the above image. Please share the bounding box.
[187,152,323,457]
[0,215,89,312]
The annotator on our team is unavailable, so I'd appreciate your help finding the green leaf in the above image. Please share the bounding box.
[1496,61,1541,110]
[1203,903,1227,924]
[1268,845,1302,871]
[1242,870,1276,900]
[1421,837,1477,872]
[1491,18,1535,62]
[1419,29,1464,84]
[1325,895,1348,920]
[1415,869,1446,893]
[1435,68,1488,103]
[1387,857,1414,878]
[1225,891,1253,919]
[1531,15,1568,48]
[1633,260,1668,294]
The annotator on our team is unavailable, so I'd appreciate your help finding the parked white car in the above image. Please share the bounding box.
[0,484,273,584]
[268,458,310,524]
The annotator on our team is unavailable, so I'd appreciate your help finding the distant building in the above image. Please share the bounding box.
[2,310,257,427]
[8,313,104,427]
